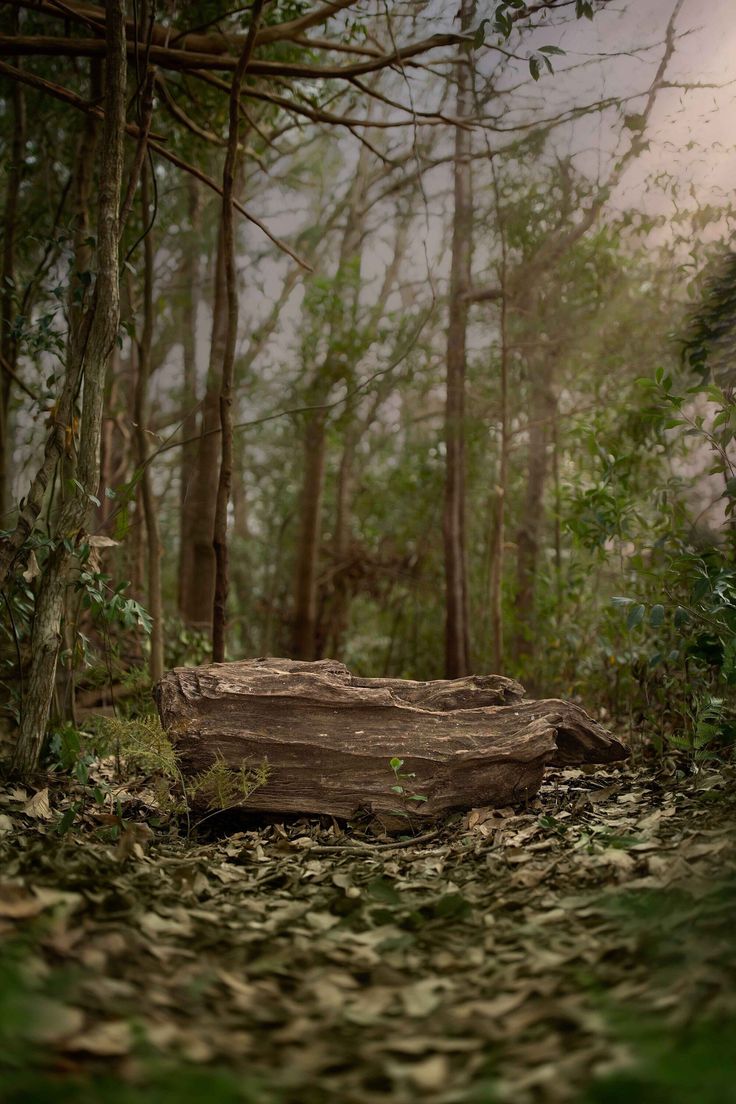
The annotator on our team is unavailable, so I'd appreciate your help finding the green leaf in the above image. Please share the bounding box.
[430,893,471,920]
[627,604,646,630]
[539,44,565,55]
[649,604,665,628]
[674,606,690,628]
[529,56,541,81]
[472,18,490,48]
[56,804,79,835]
[367,877,401,905]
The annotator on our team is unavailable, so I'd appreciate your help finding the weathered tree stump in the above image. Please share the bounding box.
[155,658,627,826]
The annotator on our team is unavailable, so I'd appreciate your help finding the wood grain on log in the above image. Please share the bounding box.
[155,658,627,825]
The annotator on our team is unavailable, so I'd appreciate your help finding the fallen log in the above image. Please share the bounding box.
[155,658,627,826]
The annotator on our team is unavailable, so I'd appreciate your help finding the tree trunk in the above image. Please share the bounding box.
[181,225,226,636]
[513,369,558,664]
[290,144,371,661]
[0,25,25,519]
[292,410,327,660]
[156,658,628,828]
[325,423,357,657]
[67,63,100,364]
[11,0,126,776]
[229,433,250,653]
[489,287,509,674]
[443,0,474,679]
[133,162,164,684]
[177,177,201,618]
[212,1,265,663]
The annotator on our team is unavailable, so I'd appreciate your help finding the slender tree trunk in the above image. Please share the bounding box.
[177,177,201,617]
[513,369,557,663]
[443,0,474,678]
[292,411,327,660]
[489,291,509,674]
[229,434,250,653]
[261,510,291,656]
[0,29,25,519]
[325,424,357,658]
[67,66,100,364]
[11,0,126,776]
[211,1,265,662]
[322,215,408,659]
[130,479,146,599]
[133,163,164,684]
[290,144,371,661]
[552,412,563,627]
[182,226,226,635]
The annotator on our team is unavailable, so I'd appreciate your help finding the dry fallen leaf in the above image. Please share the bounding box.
[115,822,154,861]
[406,1053,451,1090]
[25,998,85,1044]
[65,1019,133,1056]
[0,883,48,919]
[23,788,51,820]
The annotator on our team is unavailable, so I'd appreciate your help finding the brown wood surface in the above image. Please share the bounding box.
[155,658,628,825]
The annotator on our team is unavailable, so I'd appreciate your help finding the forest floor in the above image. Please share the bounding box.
[1,755,735,1104]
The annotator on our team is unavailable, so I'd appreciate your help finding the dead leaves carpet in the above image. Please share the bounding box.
[1,762,735,1104]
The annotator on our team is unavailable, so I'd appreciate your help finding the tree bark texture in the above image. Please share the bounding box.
[177,177,201,617]
[134,162,164,684]
[443,0,474,679]
[156,658,628,827]
[212,0,265,662]
[0,30,25,518]
[292,410,328,660]
[0,65,101,588]
[513,369,558,664]
[488,195,509,675]
[324,422,357,657]
[11,0,126,775]
[182,224,226,635]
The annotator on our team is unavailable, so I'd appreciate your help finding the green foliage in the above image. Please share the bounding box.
[163,617,211,669]
[596,373,736,758]
[45,715,270,832]
[681,249,736,381]
[583,875,736,1103]
[0,525,152,741]
[96,715,179,778]
[388,757,428,808]
[187,751,271,814]
[584,1021,736,1104]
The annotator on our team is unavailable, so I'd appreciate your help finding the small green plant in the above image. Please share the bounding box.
[669,695,736,764]
[48,717,270,836]
[188,751,270,813]
[98,715,179,777]
[388,757,428,807]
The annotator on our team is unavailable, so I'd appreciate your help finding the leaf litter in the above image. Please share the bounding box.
[0,760,735,1103]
